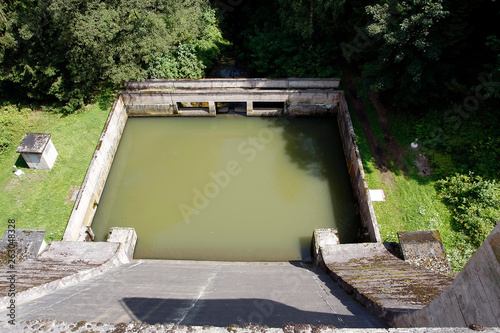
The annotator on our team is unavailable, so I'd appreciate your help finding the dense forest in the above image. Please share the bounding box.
[0,0,224,111]
[1,0,499,269]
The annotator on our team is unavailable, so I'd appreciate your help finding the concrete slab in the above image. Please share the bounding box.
[317,243,453,323]
[4,260,387,328]
[398,230,451,275]
[3,320,500,333]
[0,229,46,264]
[369,190,386,202]
[312,229,339,263]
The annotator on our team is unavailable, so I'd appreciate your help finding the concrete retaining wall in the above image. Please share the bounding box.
[63,96,128,241]
[392,223,500,328]
[337,92,381,242]
[125,78,341,90]
[64,79,380,245]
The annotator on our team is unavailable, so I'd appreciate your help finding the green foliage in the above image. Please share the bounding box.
[247,25,336,78]
[415,103,500,180]
[241,0,340,78]
[0,105,30,154]
[363,0,449,107]
[437,174,500,248]
[0,0,223,111]
[484,35,500,98]
[146,44,207,79]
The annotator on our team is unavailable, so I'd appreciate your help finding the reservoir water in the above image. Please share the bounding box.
[92,116,360,261]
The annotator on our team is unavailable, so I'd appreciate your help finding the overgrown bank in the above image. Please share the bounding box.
[219,0,500,271]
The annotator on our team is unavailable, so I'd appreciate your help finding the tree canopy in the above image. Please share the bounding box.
[0,0,224,111]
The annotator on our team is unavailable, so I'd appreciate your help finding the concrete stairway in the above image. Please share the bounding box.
[316,243,454,324]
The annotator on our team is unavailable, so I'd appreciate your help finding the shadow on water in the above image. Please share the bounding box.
[265,116,362,243]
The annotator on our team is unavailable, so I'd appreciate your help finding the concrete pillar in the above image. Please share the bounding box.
[172,102,179,115]
[208,101,216,116]
[246,101,253,116]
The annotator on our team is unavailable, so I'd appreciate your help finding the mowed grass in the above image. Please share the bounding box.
[346,94,464,272]
[0,105,109,242]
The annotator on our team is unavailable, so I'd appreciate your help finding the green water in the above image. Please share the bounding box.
[92,116,360,261]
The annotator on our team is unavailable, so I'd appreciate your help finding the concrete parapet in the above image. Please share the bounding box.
[125,78,341,90]
[0,240,136,308]
[393,222,500,328]
[4,320,500,332]
[121,88,339,117]
[63,96,128,241]
[312,228,339,265]
[337,92,381,242]
[0,229,47,265]
[398,230,452,275]
[126,104,176,116]
[3,320,500,333]
[106,227,137,262]
[313,241,453,324]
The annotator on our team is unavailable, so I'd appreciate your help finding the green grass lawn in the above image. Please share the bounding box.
[0,105,109,242]
[346,92,468,272]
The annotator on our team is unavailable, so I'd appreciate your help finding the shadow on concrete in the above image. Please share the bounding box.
[119,262,388,328]
[286,261,389,328]
[264,116,362,243]
[121,297,373,328]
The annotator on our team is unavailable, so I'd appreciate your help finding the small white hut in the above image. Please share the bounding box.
[16,133,58,170]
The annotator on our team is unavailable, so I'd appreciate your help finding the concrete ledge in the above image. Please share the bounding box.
[248,109,283,116]
[106,227,137,261]
[64,96,128,241]
[337,92,381,242]
[0,232,137,308]
[393,223,500,328]
[125,78,341,90]
[314,241,453,324]
[2,320,500,332]
[312,228,339,265]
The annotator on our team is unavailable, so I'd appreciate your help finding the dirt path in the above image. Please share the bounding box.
[341,68,388,170]
[368,92,408,173]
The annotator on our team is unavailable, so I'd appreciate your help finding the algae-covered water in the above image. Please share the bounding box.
[92,116,360,261]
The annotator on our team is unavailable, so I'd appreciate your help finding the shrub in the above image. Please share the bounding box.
[0,106,29,154]
[437,173,500,248]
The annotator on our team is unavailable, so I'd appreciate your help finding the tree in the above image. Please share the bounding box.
[363,0,449,107]
[0,0,224,111]
[244,0,339,77]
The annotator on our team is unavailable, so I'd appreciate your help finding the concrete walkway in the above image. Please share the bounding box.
[317,243,454,325]
[3,260,386,328]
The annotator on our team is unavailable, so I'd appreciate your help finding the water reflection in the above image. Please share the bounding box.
[92,117,360,260]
